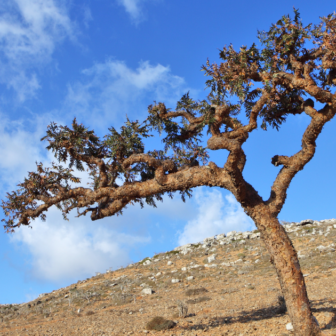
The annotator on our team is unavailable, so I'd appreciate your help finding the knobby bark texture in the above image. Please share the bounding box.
[2,11,336,336]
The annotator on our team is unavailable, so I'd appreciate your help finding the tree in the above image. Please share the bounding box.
[2,10,336,336]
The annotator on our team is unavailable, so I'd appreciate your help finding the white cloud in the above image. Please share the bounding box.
[0,0,75,100]
[0,113,52,190]
[65,59,191,130]
[117,0,144,23]
[177,188,255,246]
[11,207,150,282]
[118,0,141,19]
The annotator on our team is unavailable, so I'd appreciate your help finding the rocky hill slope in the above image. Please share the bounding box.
[1,219,336,336]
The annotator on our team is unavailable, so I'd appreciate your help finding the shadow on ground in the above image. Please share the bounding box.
[180,298,336,332]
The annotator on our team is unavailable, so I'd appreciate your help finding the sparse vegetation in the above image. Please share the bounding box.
[145,316,176,331]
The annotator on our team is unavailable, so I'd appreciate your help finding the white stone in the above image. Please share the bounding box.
[204,237,215,243]
[172,278,180,283]
[316,245,328,252]
[186,276,194,281]
[174,243,193,251]
[141,288,153,295]
[207,254,217,263]
[255,259,260,263]
[181,267,187,271]
[217,233,226,239]
[167,261,173,266]
[226,231,237,237]
[190,264,201,269]
[156,272,162,277]
[242,232,251,239]
[143,260,151,265]
[221,262,232,267]
[250,232,261,239]
[204,264,218,268]
[286,322,293,331]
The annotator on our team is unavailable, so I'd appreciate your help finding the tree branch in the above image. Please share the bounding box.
[267,103,336,215]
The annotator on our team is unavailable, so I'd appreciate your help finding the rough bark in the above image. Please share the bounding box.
[247,204,321,336]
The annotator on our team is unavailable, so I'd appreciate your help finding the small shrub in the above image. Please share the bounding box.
[165,250,180,256]
[185,287,208,296]
[186,296,211,305]
[146,316,176,331]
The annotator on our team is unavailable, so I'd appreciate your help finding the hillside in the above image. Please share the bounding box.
[1,219,336,336]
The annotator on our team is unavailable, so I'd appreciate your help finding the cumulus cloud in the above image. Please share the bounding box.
[177,188,255,246]
[65,59,190,130]
[11,207,150,282]
[0,0,74,100]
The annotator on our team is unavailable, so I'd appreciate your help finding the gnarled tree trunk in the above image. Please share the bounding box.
[248,205,321,336]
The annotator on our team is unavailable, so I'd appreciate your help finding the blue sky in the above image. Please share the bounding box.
[0,0,335,304]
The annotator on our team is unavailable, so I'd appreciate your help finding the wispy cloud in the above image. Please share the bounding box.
[117,0,143,22]
[0,0,75,100]
[116,0,159,24]
[177,188,255,246]
[65,59,191,130]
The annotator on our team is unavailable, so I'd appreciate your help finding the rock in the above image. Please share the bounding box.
[226,231,237,237]
[255,259,260,263]
[222,262,232,267]
[286,322,294,331]
[204,264,218,268]
[142,288,153,295]
[181,267,187,271]
[217,233,226,239]
[298,219,314,226]
[156,272,162,276]
[186,276,194,281]
[242,232,251,239]
[174,243,193,251]
[204,237,215,243]
[250,232,261,239]
[207,254,217,263]
[110,283,118,287]
[143,260,151,265]
[167,261,173,266]
[172,279,180,283]
[77,308,81,314]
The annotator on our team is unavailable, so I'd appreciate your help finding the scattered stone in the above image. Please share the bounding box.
[167,261,173,266]
[186,276,194,281]
[286,322,294,331]
[172,279,180,284]
[207,254,217,263]
[142,288,153,295]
